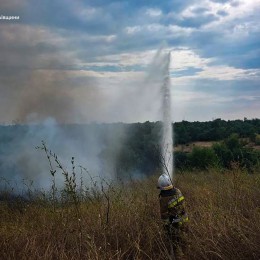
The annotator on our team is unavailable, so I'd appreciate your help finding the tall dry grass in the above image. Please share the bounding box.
[0,168,260,259]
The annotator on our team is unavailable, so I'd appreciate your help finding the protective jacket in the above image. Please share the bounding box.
[159,187,188,226]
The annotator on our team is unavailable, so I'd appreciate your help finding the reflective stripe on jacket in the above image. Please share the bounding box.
[159,187,188,225]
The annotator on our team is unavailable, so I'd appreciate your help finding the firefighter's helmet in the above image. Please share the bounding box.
[157,174,173,190]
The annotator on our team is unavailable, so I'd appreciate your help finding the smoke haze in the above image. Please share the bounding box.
[0,38,170,190]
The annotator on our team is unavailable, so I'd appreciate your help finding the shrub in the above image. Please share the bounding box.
[189,146,219,170]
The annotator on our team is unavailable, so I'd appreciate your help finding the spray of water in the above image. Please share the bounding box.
[161,52,173,179]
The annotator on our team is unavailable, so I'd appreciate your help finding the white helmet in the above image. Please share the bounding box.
[157,174,173,190]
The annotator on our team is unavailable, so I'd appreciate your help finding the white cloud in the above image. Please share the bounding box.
[168,25,194,35]
[145,8,162,17]
[72,4,100,22]
[125,26,142,34]
[203,0,260,30]
[193,66,260,80]
[172,90,215,103]
[94,50,156,66]
[177,0,260,36]
[169,49,213,70]
[79,33,117,43]
[77,47,260,82]
[124,23,195,36]
[147,23,163,32]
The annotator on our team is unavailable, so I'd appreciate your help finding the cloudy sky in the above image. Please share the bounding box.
[0,0,259,123]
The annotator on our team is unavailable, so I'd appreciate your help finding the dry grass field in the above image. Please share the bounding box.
[175,139,260,153]
[0,167,260,259]
[175,142,214,153]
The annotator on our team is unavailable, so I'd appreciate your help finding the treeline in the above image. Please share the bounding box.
[107,119,260,176]
[175,118,260,144]
[0,119,260,179]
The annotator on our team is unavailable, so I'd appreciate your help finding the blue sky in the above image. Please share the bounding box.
[0,0,259,123]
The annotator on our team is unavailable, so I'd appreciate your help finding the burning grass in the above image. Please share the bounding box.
[0,169,260,259]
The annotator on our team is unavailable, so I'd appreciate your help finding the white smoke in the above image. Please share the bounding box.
[0,118,123,192]
[0,48,174,192]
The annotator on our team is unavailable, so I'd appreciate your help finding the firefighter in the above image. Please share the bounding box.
[158,173,188,259]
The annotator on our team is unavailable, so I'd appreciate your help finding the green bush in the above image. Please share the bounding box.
[188,147,219,170]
